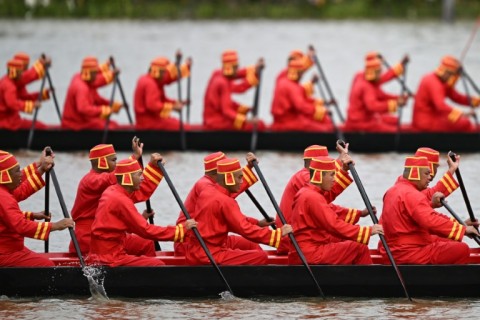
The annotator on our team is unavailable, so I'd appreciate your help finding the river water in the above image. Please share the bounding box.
[2,19,480,319]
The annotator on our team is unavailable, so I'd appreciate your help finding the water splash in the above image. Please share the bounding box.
[219,291,236,300]
[82,266,109,301]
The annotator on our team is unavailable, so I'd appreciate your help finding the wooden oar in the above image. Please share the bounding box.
[186,70,191,124]
[379,56,414,97]
[26,64,48,150]
[449,151,478,230]
[309,45,345,123]
[245,189,276,230]
[395,65,407,150]
[338,140,411,301]
[252,160,325,297]
[175,55,187,151]
[136,138,161,251]
[314,73,345,141]
[440,198,480,246]
[48,148,108,300]
[43,62,62,121]
[157,160,234,295]
[101,72,118,144]
[109,57,133,125]
[44,148,51,253]
[250,65,263,153]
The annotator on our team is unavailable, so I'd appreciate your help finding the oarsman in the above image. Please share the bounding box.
[379,156,479,264]
[276,143,366,255]
[174,151,270,256]
[134,55,191,130]
[0,153,74,267]
[88,157,197,267]
[270,58,333,131]
[0,59,51,130]
[69,138,161,255]
[274,48,315,88]
[61,56,122,130]
[185,158,292,265]
[412,55,480,132]
[344,56,408,132]
[289,156,383,265]
[13,52,52,100]
[203,50,265,131]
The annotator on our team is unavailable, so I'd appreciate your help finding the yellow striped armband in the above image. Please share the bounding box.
[242,166,258,186]
[174,224,185,243]
[23,211,33,220]
[100,105,111,119]
[448,108,463,123]
[180,63,190,78]
[440,172,459,196]
[302,81,314,97]
[269,229,282,248]
[448,222,464,241]
[392,63,404,77]
[334,169,353,190]
[356,226,371,245]
[25,163,44,191]
[246,65,259,86]
[160,102,173,118]
[33,60,45,79]
[387,99,398,113]
[143,163,163,185]
[345,208,358,224]
[24,100,34,114]
[33,222,50,240]
[233,113,246,130]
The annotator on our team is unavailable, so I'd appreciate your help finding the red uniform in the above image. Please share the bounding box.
[174,166,259,256]
[379,176,469,264]
[185,184,283,265]
[270,76,333,131]
[412,73,474,132]
[0,185,53,267]
[61,74,120,130]
[203,68,265,130]
[69,162,162,254]
[89,184,185,267]
[13,162,45,202]
[275,165,354,254]
[422,171,459,201]
[289,184,373,265]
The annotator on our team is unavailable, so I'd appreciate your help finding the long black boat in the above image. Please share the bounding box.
[2,250,480,298]
[2,129,480,153]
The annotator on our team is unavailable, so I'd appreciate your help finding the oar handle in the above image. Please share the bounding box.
[449,151,477,224]
[250,66,263,152]
[441,198,480,246]
[245,189,276,230]
[27,62,49,149]
[109,56,133,125]
[157,160,234,295]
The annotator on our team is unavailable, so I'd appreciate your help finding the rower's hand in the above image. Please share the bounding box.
[185,219,197,230]
[311,74,319,84]
[33,211,51,221]
[465,218,480,228]
[446,152,459,175]
[150,153,165,167]
[37,147,55,175]
[40,55,52,68]
[142,209,155,220]
[431,192,445,209]
[132,136,143,160]
[336,140,349,154]
[361,206,376,217]
[112,68,121,76]
[175,49,183,64]
[339,152,354,171]
[371,224,384,235]
[465,226,480,238]
[256,58,265,73]
[257,217,275,228]
[248,116,262,126]
[186,56,192,68]
[465,109,477,117]
[397,94,408,107]
[32,100,41,111]
[51,218,75,231]
[245,152,257,168]
[112,102,122,113]
[173,101,185,112]
[401,54,410,66]
[281,224,293,236]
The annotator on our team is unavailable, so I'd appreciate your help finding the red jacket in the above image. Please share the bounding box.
[289,184,372,263]
[69,161,163,254]
[0,185,52,255]
[61,74,117,130]
[185,184,283,265]
[379,176,465,264]
[412,73,473,132]
[203,67,257,130]
[89,184,184,266]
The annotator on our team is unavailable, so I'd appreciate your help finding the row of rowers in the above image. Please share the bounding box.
[1,140,479,267]
[1,49,478,133]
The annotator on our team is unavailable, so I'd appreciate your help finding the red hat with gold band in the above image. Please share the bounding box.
[114,158,142,186]
[89,144,116,170]
[222,50,238,76]
[415,147,440,176]
[0,154,19,184]
[365,51,380,62]
[289,50,304,60]
[0,150,9,155]
[404,156,430,181]
[81,56,100,81]
[217,158,241,186]
[309,156,336,184]
[436,55,460,77]
[287,58,304,81]
[150,57,170,79]
[303,145,329,159]
[14,52,30,67]
[204,151,226,172]
[365,58,382,81]
[7,59,23,79]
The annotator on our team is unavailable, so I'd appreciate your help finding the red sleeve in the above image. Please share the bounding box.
[447,87,471,106]
[130,163,163,202]
[12,163,45,201]
[331,203,361,225]
[421,171,459,201]
[74,85,104,118]
[2,80,34,112]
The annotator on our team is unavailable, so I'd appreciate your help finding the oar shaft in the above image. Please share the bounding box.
[462,70,480,95]
[109,57,133,125]
[252,160,324,297]
[44,170,50,253]
[441,199,480,246]
[102,76,118,144]
[45,70,62,121]
[176,60,187,151]
[27,73,48,149]
[186,74,191,124]
[157,161,234,295]
[449,152,477,224]
[460,74,480,130]
[245,189,276,230]
[250,67,263,153]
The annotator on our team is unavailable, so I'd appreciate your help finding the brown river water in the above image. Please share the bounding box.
[2,19,480,319]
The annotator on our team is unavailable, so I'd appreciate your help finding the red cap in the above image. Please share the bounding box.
[222,50,238,64]
[309,156,336,183]
[7,59,23,69]
[89,144,116,170]
[289,50,304,60]
[81,56,99,71]
[404,156,430,181]
[365,51,379,62]
[150,57,170,78]
[436,55,460,77]
[217,158,241,186]
[203,151,226,172]
[14,52,30,66]
[0,154,19,184]
[415,147,440,176]
[114,159,142,186]
[303,145,329,159]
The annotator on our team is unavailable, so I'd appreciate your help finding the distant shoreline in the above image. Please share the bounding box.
[1,1,478,20]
